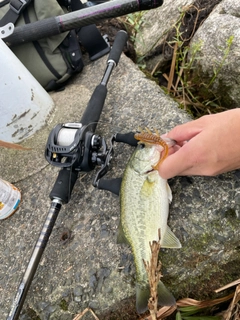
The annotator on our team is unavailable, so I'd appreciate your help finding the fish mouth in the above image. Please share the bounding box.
[145,168,155,174]
[161,136,176,147]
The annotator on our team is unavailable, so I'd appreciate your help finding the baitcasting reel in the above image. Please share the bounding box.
[45,122,109,172]
[45,120,137,195]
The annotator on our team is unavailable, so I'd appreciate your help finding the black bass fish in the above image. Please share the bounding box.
[119,129,181,313]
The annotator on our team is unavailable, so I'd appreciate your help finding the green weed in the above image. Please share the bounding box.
[148,6,235,117]
[122,12,145,45]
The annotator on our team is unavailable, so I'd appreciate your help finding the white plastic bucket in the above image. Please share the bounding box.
[0,38,55,143]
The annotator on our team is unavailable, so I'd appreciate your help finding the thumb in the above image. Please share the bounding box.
[158,147,190,179]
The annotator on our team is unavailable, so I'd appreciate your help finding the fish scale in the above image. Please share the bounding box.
[122,168,168,277]
[119,141,182,313]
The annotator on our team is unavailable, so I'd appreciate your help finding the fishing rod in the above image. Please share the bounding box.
[3,0,163,47]
[7,29,141,320]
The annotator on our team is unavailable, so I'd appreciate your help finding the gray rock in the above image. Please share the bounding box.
[135,0,195,57]
[188,0,240,107]
[73,285,84,297]
[134,0,240,109]
[88,300,99,310]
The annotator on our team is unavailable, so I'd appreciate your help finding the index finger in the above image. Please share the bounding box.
[166,119,204,143]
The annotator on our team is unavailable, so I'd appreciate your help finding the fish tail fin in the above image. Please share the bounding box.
[136,281,176,314]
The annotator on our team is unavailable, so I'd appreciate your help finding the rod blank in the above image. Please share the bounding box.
[4,0,163,46]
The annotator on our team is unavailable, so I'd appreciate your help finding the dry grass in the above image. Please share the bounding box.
[143,229,163,320]
[73,307,100,320]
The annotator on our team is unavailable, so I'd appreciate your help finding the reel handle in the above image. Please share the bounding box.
[115,131,137,146]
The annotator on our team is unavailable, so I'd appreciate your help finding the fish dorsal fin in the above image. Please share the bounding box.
[167,182,172,203]
[116,220,130,245]
[161,226,182,248]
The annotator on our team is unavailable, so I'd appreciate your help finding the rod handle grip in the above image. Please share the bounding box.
[49,168,78,203]
[107,30,128,66]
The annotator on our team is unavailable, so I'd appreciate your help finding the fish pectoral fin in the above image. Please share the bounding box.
[167,182,172,203]
[161,226,182,248]
[116,220,130,245]
[136,281,176,314]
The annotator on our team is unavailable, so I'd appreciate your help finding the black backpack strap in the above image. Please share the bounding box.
[23,7,84,92]
[0,0,32,27]
[70,0,110,60]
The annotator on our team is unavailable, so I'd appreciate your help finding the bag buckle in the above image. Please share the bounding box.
[10,0,27,15]
[0,22,14,39]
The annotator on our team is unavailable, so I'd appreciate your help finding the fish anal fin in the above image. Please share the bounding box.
[116,220,129,245]
[136,284,149,314]
[161,226,182,248]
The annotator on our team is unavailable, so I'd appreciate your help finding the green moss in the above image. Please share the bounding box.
[221,259,240,280]
[25,307,41,320]
[187,233,213,252]
[59,299,68,311]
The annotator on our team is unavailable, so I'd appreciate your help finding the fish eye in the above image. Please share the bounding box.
[139,143,145,149]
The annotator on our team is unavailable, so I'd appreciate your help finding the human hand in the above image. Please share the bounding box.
[158,109,240,179]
